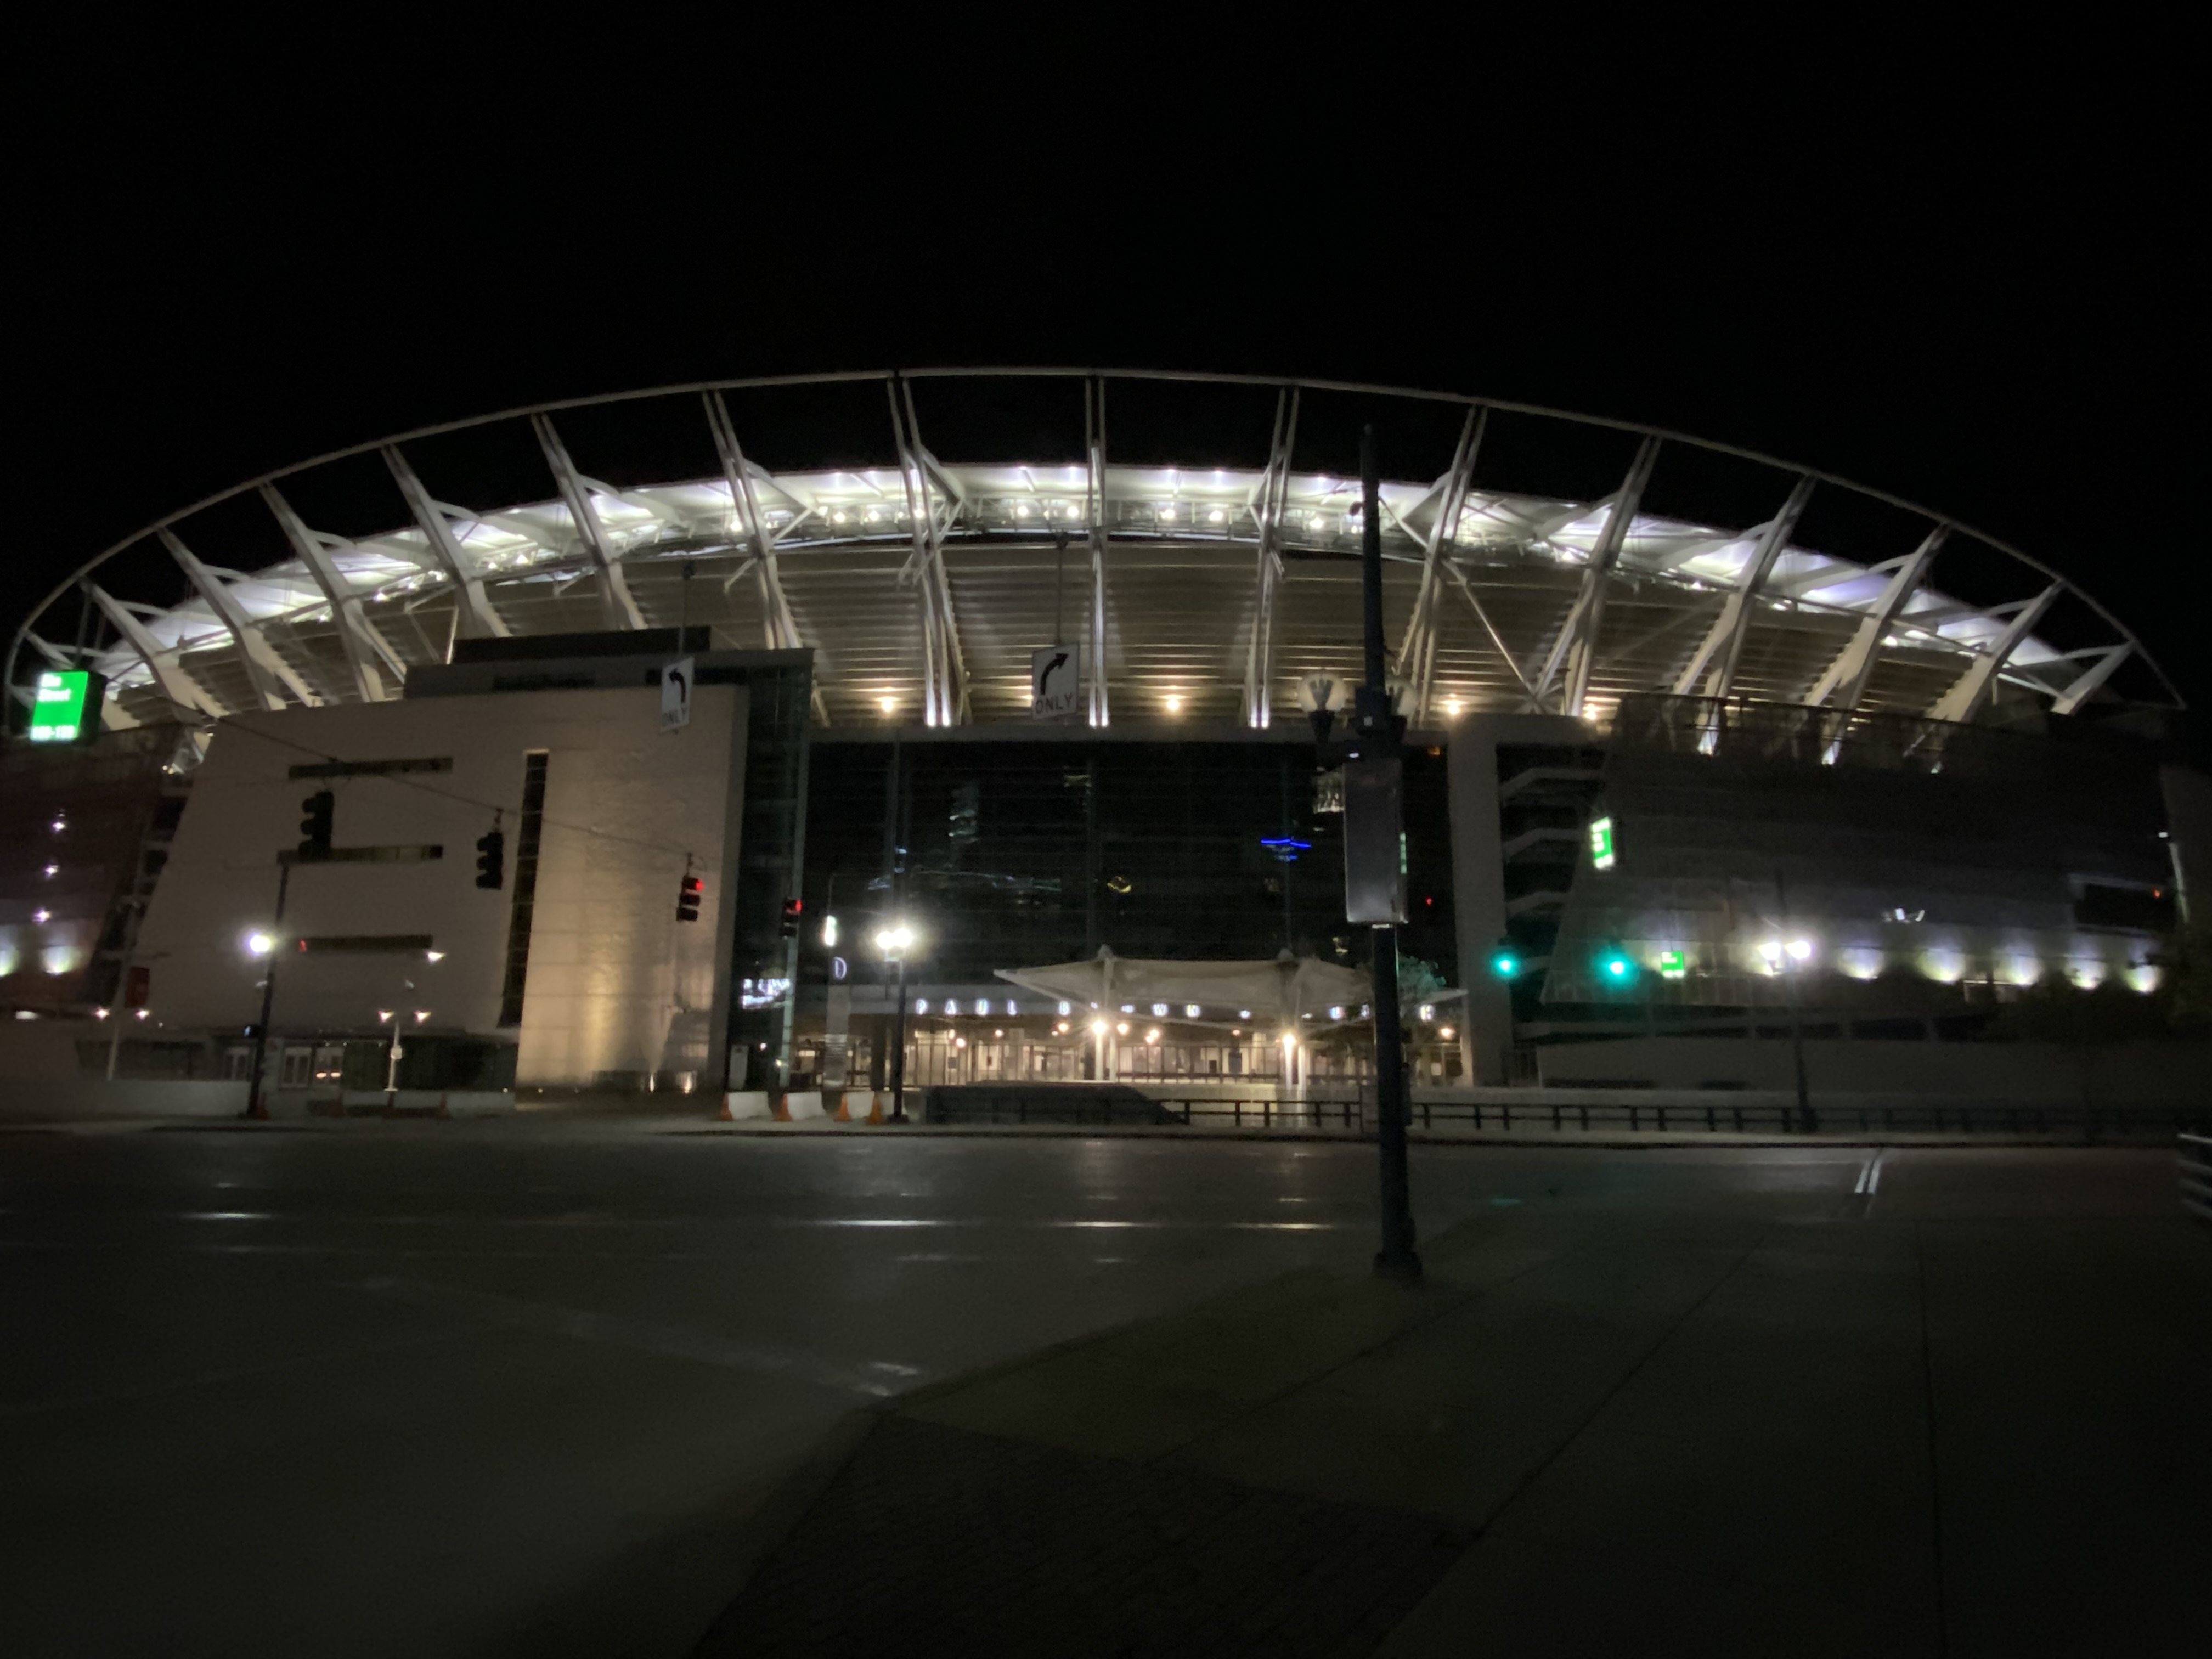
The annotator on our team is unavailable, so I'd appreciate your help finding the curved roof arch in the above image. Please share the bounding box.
[7,369,2179,736]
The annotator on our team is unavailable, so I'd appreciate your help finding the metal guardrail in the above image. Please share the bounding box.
[917,1087,2212,1141]
[2182,1135,2212,1226]
[1144,1097,2212,1141]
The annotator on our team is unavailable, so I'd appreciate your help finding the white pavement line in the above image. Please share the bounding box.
[358,1277,926,1397]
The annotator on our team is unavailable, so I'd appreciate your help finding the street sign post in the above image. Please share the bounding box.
[661,657,694,733]
[1031,645,1081,719]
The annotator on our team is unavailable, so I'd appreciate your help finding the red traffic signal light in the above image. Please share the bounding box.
[675,873,704,923]
[780,898,803,938]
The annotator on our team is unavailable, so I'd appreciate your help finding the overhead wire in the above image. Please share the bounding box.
[210,715,701,866]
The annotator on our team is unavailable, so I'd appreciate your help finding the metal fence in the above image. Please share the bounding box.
[2182,1135,2212,1225]
[1147,1096,2212,1141]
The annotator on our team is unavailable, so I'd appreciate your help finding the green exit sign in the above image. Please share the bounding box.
[1588,815,1616,870]
[28,669,104,744]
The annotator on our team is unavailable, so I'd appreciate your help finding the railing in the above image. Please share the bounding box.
[916,1087,2212,1141]
[2182,1134,2212,1225]
[1152,1096,2212,1141]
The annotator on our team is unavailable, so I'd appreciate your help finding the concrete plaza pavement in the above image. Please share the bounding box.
[703,1145,2210,1657]
[0,1119,2204,1655]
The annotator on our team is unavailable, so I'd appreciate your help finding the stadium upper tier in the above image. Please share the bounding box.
[8,370,2176,733]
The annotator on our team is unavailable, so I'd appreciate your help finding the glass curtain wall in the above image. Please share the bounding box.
[794,738,1458,1087]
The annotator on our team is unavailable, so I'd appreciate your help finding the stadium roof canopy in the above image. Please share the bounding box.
[7,369,2179,737]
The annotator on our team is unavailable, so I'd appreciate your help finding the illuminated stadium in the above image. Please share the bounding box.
[2,370,2200,1102]
[4,369,2181,730]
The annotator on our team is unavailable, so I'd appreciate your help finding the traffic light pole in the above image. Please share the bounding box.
[1358,427,1423,1284]
[244,860,291,1121]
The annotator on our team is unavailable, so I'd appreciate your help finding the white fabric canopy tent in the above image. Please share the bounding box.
[995,947,1372,1029]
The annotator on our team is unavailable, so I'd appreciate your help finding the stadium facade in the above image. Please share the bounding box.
[3,371,2204,1101]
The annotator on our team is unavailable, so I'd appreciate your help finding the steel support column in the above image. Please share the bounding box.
[531,415,646,632]
[2049,644,2131,716]
[1395,407,1485,722]
[1805,526,1947,710]
[705,393,829,723]
[259,484,406,702]
[381,446,510,641]
[87,585,224,716]
[160,529,317,710]
[1532,436,1661,715]
[1242,388,1300,727]
[1925,583,2061,724]
[888,378,968,726]
[1669,474,1816,701]
[1084,377,1111,727]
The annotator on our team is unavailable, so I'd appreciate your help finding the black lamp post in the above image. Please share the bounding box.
[878,923,915,1123]
[1354,427,1423,1283]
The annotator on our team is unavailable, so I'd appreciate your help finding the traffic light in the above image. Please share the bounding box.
[1489,940,1521,979]
[675,873,703,923]
[297,790,334,859]
[779,897,803,938]
[475,827,504,889]
[1597,943,1635,984]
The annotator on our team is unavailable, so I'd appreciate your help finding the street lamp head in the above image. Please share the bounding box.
[1089,1017,1108,1034]
[424,950,446,963]
[245,930,276,957]
[876,923,915,955]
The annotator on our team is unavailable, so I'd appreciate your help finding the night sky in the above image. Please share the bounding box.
[15,32,2203,735]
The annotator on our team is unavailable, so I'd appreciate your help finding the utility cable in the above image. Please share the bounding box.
[208,715,701,866]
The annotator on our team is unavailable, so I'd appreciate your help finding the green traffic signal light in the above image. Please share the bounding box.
[1489,939,1519,979]
[1600,947,1634,982]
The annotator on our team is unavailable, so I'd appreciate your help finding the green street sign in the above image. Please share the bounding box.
[1588,815,1616,870]
[28,670,103,744]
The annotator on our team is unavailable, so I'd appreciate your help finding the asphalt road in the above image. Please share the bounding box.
[0,1124,2193,1657]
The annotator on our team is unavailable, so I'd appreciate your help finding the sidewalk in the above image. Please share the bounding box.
[696,1203,2211,1656]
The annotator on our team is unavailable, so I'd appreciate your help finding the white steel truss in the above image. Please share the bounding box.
[888,377,968,726]
[1805,527,1946,710]
[2049,644,2131,716]
[1925,584,2060,723]
[160,529,317,710]
[1669,474,1818,701]
[1084,378,1110,728]
[381,447,510,640]
[1242,388,1300,727]
[259,484,407,702]
[530,415,646,632]
[1395,407,1486,723]
[704,392,830,724]
[1532,436,1662,715]
[14,373,2173,728]
[87,585,223,716]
